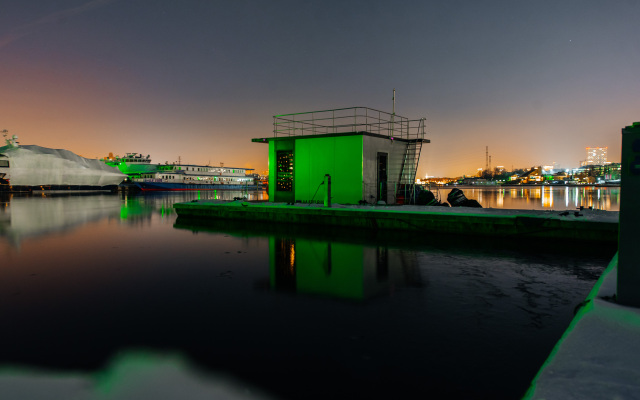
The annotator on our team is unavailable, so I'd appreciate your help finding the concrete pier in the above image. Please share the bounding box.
[173,201,618,244]
[523,254,640,399]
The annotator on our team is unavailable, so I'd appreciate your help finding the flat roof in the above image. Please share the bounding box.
[252,131,430,144]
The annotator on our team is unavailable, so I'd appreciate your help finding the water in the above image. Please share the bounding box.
[431,185,620,211]
[0,190,617,399]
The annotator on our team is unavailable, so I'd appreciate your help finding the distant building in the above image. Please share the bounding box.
[519,167,545,183]
[583,147,608,166]
[569,163,621,183]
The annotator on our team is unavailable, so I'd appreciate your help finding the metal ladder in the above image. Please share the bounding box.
[397,119,425,204]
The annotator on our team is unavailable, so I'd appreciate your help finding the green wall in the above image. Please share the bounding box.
[293,135,363,204]
[269,135,364,204]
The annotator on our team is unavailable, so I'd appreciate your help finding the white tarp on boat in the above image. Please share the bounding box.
[0,144,126,187]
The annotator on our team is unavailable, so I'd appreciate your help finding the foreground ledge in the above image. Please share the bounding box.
[523,253,640,399]
[173,201,619,244]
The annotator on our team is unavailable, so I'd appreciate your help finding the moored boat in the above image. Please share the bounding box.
[133,164,258,191]
[0,133,126,193]
[103,153,259,191]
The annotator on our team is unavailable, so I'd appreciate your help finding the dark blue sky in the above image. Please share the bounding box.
[1,0,638,176]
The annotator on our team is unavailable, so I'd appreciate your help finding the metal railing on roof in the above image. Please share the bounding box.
[273,107,426,140]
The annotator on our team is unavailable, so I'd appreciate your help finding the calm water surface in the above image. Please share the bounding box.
[0,190,616,399]
[431,185,620,211]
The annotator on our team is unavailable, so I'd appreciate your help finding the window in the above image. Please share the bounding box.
[0,160,9,167]
[276,150,293,192]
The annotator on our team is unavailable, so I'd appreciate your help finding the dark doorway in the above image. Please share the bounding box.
[275,150,294,203]
[276,150,294,192]
[377,152,388,202]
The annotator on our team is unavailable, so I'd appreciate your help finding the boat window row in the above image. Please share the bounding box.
[183,176,245,182]
[150,165,248,174]
[182,167,243,174]
[138,173,251,182]
[146,174,252,183]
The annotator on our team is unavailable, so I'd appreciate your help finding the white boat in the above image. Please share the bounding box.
[0,134,126,192]
[132,163,257,191]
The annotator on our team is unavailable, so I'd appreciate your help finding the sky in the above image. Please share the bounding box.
[1,0,638,178]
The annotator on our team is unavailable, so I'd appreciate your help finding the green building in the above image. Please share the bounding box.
[253,107,429,205]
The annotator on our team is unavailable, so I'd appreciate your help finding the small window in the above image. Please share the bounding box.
[0,160,9,167]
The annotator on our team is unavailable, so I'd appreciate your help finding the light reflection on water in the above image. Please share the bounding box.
[429,185,620,211]
[0,191,616,399]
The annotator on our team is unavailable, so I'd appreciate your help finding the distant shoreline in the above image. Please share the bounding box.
[424,183,620,188]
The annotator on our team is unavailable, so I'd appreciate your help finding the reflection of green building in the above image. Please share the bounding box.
[253,107,429,205]
[270,236,420,300]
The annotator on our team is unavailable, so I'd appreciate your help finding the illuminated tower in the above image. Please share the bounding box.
[585,147,607,165]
